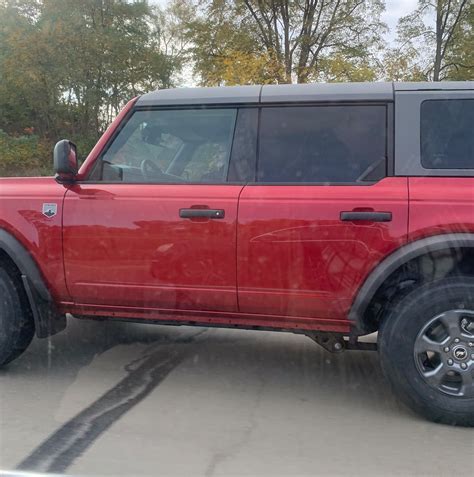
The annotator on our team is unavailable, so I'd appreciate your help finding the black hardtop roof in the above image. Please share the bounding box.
[136,81,474,107]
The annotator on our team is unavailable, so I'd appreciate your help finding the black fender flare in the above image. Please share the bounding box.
[349,233,474,334]
[0,229,66,338]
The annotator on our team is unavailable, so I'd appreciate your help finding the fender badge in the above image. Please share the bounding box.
[42,203,57,218]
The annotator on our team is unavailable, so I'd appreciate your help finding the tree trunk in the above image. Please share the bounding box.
[433,0,444,81]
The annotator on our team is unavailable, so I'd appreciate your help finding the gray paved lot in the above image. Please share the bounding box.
[0,317,473,476]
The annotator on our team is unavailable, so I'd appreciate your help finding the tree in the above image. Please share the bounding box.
[0,0,182,175]
[382,49,426,81]
[171,0,385,85]
[395,0,471,81]
[318,54,379,82]
[0,0,181,163]
[444,1,473,80]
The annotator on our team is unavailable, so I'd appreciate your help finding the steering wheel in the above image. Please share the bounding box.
[140,159,164,180]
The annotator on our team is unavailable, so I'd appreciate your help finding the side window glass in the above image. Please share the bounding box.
[182,143,230,182]
[257,106,387,183]
[92,109,237,183]
[421,99,474,169]
[227,108,258,182]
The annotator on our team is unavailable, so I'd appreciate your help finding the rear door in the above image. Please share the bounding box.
[63,107,255,312]
[394,87,474,242]
[237,103,409,323]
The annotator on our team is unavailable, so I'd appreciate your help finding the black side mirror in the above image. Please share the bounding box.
[54,139,78,183]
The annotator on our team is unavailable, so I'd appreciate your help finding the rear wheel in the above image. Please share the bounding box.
[379,277,474,426]
[0,267,35,367]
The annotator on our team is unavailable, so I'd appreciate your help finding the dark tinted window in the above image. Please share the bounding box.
[257,105,386,183]
[227,108,258,182]
[421,99,474,169]
[92,108,237,183]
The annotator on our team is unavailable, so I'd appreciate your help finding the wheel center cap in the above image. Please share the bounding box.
[452,345,468,361]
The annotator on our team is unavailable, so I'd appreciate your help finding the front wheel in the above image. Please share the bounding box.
[379,277,474,426]
[0,268,35,367]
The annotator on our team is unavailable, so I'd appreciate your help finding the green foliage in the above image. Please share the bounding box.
[318,55,379,83]
[170,0,384,85]
[382,49,427,82]
[445,2,474,80]
[0,130,51,177]
[0,0,181,176]
[392,0,471,81]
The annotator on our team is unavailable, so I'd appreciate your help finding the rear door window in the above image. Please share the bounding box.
[421,99,474,169]
[257,105,387,183]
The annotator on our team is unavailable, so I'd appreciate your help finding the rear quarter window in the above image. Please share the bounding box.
[421,99,474,169]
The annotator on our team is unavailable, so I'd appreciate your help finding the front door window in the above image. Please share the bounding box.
[90,108,237,184]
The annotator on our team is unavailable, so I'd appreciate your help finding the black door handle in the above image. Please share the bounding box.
[340,211,392,222]
[179,208,225,219]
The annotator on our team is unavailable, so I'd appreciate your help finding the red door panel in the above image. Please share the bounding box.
[63,184,242,312]
[237,177,409,320]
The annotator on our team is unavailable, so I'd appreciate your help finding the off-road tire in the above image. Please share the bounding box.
[0,267,35,367]
[379,277,474,426]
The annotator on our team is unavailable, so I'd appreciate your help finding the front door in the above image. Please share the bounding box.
[63,107,242,312]
[237,104,409,323]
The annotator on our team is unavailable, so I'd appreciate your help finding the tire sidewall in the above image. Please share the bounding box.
[0,268,33,366]
[0,269,20,352]
[379,278,474,425]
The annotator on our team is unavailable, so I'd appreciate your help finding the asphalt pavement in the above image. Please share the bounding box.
[0,316,472,476]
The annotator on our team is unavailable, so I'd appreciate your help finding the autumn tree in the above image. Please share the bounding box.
[0,0,180,154]
[382,49,426,81]
[394,0,471,81]
[170,0,385,85]
[444,1,473,80]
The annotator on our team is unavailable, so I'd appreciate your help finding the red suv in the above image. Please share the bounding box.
[1,82,473,426]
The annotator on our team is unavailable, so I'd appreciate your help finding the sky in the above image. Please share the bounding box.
[383,0,419,41]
